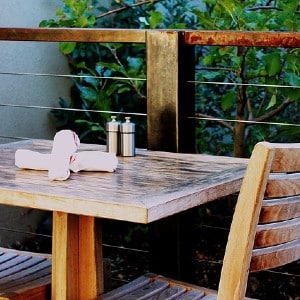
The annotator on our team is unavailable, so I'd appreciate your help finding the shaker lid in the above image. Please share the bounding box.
[120,117,135,133]
[106,116,119,131]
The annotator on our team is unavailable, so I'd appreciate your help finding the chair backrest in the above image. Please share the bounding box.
[217,142,300,300]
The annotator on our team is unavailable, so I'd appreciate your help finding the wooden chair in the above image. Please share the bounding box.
[0,246,113,300]
[102,142,300,300]
[0,247,51,300]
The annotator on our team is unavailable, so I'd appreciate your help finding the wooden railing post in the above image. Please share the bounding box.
[147,31,196,282]
[146,30,179,152]
[146,30,195,153]
[177,31,195,153]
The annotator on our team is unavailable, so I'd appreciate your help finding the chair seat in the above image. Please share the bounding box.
[0,247,51,300]
[102,273,218,300]
[102,273,259,300]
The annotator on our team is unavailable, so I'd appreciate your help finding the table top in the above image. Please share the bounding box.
[0,139,248,224]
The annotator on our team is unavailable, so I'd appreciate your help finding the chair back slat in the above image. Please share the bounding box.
[251,239,300,272]
[271,143,300,172]
[251,143,300,272]
[265,173,300,198]
[259,195,300,223]
[255,217,300,248]
[217,142,300,300]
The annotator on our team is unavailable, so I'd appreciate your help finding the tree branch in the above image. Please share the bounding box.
[248,6,300,14]
[195,113,234,132]
[96,0,161,19]
[109,46,146,99]
[254,98,294,122]
[248,6,282,11]
[195,66,234,73]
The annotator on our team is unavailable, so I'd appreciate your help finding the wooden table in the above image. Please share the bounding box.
[0,139,248,299]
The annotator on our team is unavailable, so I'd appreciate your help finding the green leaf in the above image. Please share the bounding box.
[76,61,86,69]
[97,62,126,75]
[75,16,89,27]
[80,86,97,101]
[56,9,65,17]
[59,42,76,54]
[262,53,281,77]
[127,57,143,72]
[91,125,101,132]
[284,72,300,87]
[218,46,234,56]
[203,54,213,65]
[149,11,163,29]
[202,71,221,80]
[266,93,277,110]
[107,84,120,96]
[286,51,300,73]
[39,19,57,27]
[221,90,236,111]
[83,76,99,89]
[87,15,96,27]
[117,86,131,94]
[283,88,300,101]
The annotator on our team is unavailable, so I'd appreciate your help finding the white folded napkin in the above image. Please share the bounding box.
[48,130,80,181]
[15,130,118,180]
[69,151,118,173]
[15,150,118,173]
[15,149,51,170]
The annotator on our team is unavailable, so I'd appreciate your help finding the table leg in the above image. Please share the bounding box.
[79,215,103,299]
[52,211,103,300]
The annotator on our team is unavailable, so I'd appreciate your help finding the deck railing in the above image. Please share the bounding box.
[0,28,299,153]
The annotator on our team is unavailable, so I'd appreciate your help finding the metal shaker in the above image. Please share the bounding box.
[119,117,135,157]
[106,116,120,154]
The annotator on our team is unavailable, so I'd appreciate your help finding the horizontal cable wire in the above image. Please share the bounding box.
[0,228,148,253]
[0,71,146,81]
[196,258,300,277]
[0,103,147,116]
[188,80,300,89]
[0,73,298,128]
[0,135,30,141]
[1,103,298,128]
[189,116,300,127]
[0,227,51,238]
[103,243,149,253]
[262,268,300,278]
[0,72,297,89]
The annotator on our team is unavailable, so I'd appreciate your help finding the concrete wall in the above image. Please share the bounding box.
[0,0,71,143]
[0,0,70,248]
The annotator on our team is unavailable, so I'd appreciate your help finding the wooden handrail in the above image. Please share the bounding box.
[183,30,300,47]
[1,28,299,47]
[0,27,146,43]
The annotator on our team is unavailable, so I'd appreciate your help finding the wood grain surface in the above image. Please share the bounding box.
[0,139,248,223]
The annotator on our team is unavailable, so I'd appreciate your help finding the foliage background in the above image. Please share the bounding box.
[40,0,299,157]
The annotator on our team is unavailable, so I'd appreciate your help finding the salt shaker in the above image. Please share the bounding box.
[120,117,135,157]
[106,116,120,154]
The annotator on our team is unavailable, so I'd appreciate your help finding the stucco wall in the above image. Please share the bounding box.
[0,0,70,248]
[0,0,71,143]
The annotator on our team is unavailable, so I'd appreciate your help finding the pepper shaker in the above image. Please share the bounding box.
[120,117,135,157]
[106,116,120,155]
